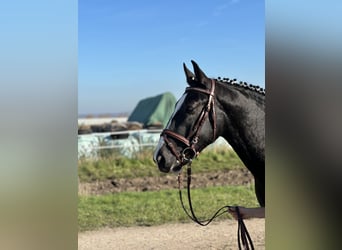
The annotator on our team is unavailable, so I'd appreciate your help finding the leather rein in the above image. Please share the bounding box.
[161,78,255,250]
[178,164,254,250]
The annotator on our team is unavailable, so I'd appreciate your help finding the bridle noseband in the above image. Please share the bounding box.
[161,79,217,166]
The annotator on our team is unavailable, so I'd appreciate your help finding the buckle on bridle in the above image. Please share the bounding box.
[181,147,197,162]
[191,137,198,144]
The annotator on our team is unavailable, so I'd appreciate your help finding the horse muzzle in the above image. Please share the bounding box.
[154,146,186,173]
[154,147,197,174]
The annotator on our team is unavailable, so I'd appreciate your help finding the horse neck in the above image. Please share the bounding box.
[215,84,265,173]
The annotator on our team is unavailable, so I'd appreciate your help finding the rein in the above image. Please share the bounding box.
[178,162,255,250]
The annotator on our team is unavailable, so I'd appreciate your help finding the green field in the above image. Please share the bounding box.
[78,185,258,232]
[78,147,256,232]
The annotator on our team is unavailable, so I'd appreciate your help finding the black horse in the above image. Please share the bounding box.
[153,60,265,207]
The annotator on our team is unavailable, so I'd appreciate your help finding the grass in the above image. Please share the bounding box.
[78,147,245,182]
[78,185,258,232]
[78,147,254,232]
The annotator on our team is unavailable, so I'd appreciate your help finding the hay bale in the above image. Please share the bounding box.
[110,122,128,131]
[145,122,164,129]
[126,122,143,130]
[90,124,108,132]
[78,125,92,134]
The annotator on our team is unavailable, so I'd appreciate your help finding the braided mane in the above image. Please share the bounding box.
[216,77,265,96]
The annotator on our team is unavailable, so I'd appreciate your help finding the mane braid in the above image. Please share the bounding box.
[216,77,265,96]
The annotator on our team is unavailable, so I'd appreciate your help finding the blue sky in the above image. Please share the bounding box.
[79,0,264,115]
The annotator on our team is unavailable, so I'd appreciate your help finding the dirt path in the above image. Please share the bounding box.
[78,219,265,250]
[79,169,254,195]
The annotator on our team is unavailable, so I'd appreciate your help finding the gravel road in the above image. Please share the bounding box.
[78,218,265,250]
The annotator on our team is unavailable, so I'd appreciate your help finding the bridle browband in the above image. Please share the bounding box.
[161,78,217,166]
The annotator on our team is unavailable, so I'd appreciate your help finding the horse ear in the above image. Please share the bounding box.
[191,60,210,87]
[183,63,197,86]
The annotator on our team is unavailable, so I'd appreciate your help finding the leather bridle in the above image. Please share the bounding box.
[161,78,217,166]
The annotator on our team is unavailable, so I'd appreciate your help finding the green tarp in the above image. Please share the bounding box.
[128,92,176,128]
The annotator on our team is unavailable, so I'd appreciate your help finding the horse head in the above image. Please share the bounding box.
[154,60,222,173]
